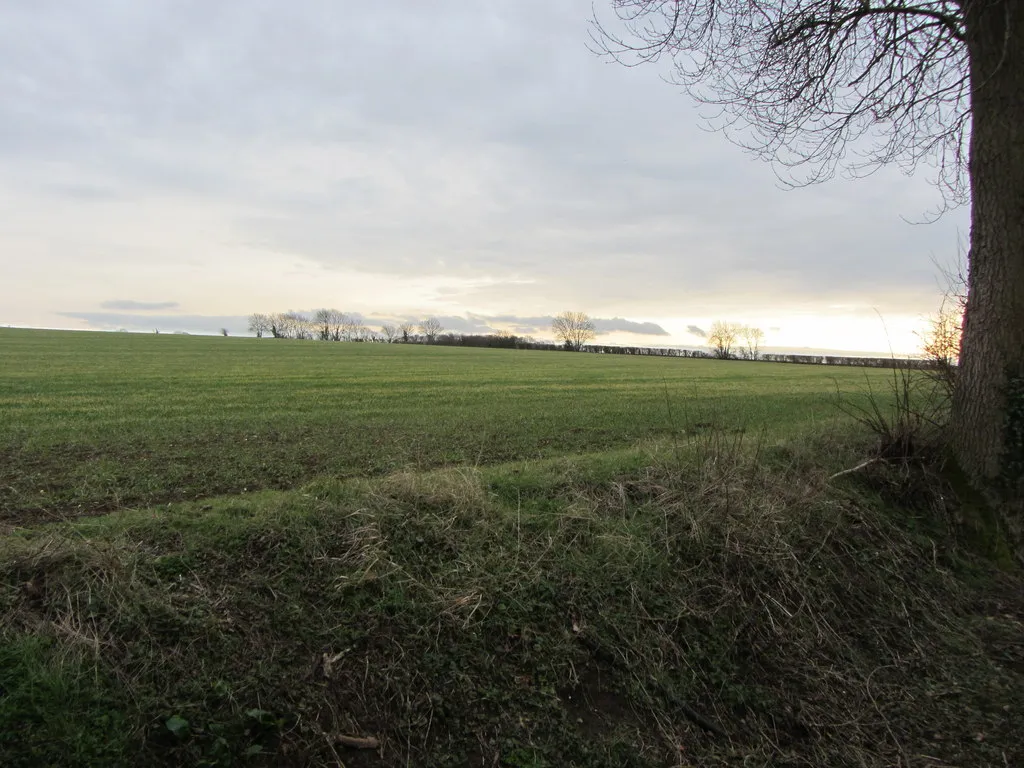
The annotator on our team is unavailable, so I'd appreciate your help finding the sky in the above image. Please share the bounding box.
[0,0,968,354]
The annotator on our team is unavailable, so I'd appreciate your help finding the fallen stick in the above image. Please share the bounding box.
[828,457,883,481]
[336,735,379,750]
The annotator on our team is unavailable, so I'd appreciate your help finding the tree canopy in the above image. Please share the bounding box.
[593,1,971,204]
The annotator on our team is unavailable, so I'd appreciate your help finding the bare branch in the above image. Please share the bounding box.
[593,1,970,204]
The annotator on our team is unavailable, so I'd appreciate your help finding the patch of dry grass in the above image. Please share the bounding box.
[2,435,1022,766]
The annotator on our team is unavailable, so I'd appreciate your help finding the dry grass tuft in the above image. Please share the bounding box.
[2,433,1021,767]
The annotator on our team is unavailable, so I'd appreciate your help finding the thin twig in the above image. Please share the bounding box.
[829,458,883,481]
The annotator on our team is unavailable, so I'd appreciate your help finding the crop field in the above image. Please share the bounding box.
[2,327,888,525]
[3,327,1021,768]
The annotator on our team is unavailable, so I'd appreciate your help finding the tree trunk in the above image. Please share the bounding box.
[953,1,1024,527]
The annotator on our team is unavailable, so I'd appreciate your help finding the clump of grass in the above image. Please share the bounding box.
[0,636,133,768]
[832,362,1024,567]
[2,434,1022,766]
[834,366,951,464]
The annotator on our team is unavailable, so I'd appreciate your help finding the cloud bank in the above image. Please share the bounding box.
[0,0,966,352]
[59,309,670,339]
[100,300,180,311]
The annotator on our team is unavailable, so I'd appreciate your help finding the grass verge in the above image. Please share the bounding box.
[2,435,1021,766]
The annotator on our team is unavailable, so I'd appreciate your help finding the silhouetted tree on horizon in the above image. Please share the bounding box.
[419,317,443,344]
[707,321,741,359]
[248,313,271,339]
[742,326,765,360]
[552,311,596,351]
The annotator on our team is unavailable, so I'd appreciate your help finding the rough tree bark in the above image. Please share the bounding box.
[953,1,1024,515]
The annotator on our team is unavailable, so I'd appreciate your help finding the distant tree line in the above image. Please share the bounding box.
[248,311,432,344]
[245,310,603,350]
[246,309,930,369]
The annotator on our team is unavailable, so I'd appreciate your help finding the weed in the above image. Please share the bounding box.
[834,365,949,464]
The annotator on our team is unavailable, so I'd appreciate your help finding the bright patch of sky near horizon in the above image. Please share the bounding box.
[0,0,967,355]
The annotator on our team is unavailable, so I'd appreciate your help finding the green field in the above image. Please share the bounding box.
[2,327,885,524]
[2,328,1020,768]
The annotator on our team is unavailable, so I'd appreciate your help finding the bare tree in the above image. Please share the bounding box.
[552,311,596,351]
[272,312,312,340]
[920,263,967,402]
[707,321,741,359]
[380,323,399,343]
[220,328,229,337]
[742,326,766,360]
[921,301,963,399]
[270,313,292,339]
[419,317,443,344]
[337,314,359,341]
[595,2,1024,506]
[248,313,271,339]
[313,309,349,341]
[313,308,331,341]
[349,325,375,342]
[398,322,416,343]
[286,312,313,340]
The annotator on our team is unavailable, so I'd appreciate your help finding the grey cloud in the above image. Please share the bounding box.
[470,315,671,337]
[302,310,366,324]
[363,314,491,334]
[687,325,707,338]
[369,313,668,337]
[592,317,668,336]
[46,183,123,200]
[61,309,668,340]
[486,315,554,328]
[0,1,967,327]
[381,314,540,336]
[420,315,497,335]
[458,315,669,337]
[100,300,180,311]
[60,312,244,335]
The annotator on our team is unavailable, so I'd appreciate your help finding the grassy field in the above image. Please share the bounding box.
[2,327,884,525]
[2,328,1021,767]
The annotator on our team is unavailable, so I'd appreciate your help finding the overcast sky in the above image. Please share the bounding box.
[0,0,967,353]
